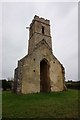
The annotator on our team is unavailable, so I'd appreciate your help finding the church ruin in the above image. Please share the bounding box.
[13,15,65,94]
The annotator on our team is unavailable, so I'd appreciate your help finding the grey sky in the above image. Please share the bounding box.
[2,2,78,81]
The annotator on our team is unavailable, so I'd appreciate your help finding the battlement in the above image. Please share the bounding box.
[30,15,50,28]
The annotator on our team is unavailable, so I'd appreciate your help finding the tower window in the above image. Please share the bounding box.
[42,26,44,34]
[33,58,35,61]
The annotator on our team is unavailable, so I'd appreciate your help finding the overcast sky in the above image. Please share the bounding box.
[1,2,78,81]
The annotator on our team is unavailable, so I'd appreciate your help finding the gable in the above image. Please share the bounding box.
[34,39,52,52]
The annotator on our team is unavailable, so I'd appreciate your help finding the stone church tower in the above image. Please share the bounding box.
[13,15,65,94]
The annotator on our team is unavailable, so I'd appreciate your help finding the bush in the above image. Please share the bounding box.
[2,79,12,91]
[66,81,80,90]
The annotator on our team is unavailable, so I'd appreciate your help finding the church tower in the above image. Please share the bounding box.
[28,15,52,54]
[13,15,66,94]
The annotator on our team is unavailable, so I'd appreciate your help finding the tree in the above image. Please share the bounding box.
[2,79,12,91]
[2,79,8,91]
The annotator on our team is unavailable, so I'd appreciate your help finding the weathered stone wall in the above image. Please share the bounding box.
[14,15,65,94]
[28,15,52,54]
[16,42,65,94]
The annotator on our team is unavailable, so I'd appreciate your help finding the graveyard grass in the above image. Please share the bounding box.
[2,89,79,119]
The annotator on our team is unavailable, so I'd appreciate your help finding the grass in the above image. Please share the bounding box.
[2,89,79,119]
[0,91,2,120]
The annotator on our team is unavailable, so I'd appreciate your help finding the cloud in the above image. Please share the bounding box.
[0,2,2,79]
[2,2,78,81]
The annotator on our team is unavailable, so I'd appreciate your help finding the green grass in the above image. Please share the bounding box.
[2,89,79,118]
[0,91,2,120]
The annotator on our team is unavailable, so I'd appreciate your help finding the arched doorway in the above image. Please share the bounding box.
[40,59,51,92]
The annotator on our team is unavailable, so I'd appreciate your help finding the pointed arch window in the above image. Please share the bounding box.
[42,26,44,34]
[40,59,51,92]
